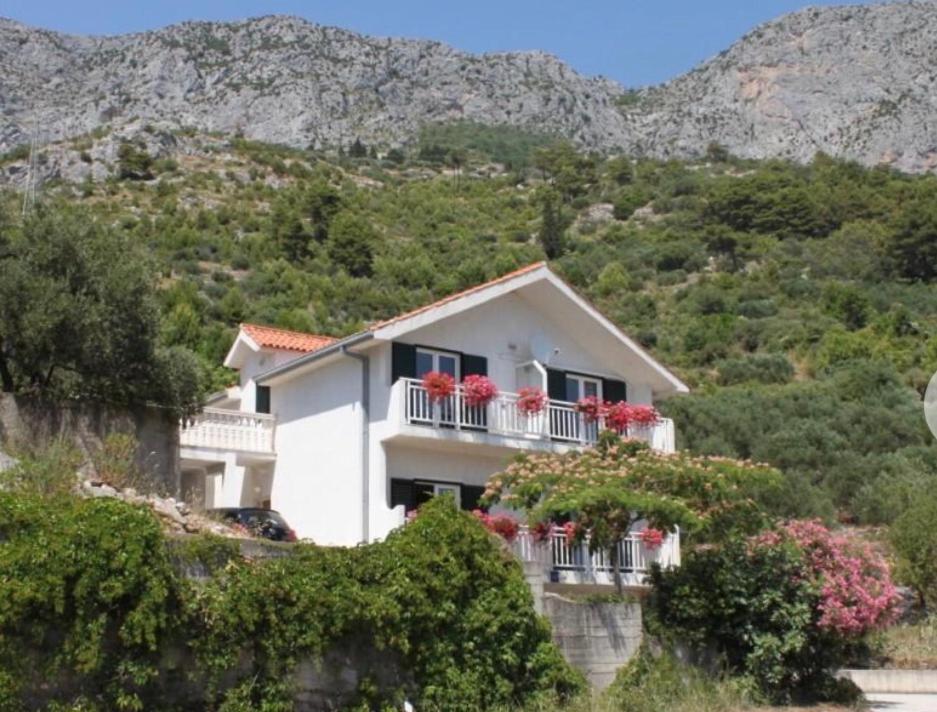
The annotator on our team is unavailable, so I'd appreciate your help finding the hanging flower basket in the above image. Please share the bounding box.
[422,371,455,403]
[563,521,581,545]
[574,395,606,423]
[604,400,631,433]
[531,520,552,542]
[473,510,520,542]
[628,404,661,427]
[516,387,548,415]
[639,527,665,550]
[462,374,499,407]
[604,401,662,433]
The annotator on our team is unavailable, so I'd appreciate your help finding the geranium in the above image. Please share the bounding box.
[462,374,499,407]
[628,404,661,427]
[531,520,552,542]
[516,386,548,415]
[753,520,900,636]
[422,370,455,403]
[574,395,606,423]
[639,527,665,550]
[563,521,581,545]
[472,509,520,542]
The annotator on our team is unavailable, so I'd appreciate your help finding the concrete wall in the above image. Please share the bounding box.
[0,393,180,494]
[542,593,643,691]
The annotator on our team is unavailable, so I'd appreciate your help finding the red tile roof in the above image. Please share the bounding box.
[241,323,337,353]
[371,261,547,330]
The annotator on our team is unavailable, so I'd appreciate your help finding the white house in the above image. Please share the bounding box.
[180,262,688,582]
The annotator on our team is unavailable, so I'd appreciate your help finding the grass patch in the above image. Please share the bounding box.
[873,617,937,669]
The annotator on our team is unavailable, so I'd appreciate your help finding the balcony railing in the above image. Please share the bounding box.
[180,408,276,455]
[512,524,680,587]
[401,378,675,452]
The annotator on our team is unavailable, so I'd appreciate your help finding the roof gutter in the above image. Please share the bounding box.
[341,345,370,545]
[255,332,373,385]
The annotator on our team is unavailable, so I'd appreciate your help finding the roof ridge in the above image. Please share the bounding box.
[369,261,547,331]
[241,322,336,340]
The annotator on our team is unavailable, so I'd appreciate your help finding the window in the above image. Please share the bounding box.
[564,374,602,402]
[415,347,460,380]
[431,483,461,507]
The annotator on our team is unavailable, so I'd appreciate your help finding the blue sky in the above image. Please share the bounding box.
[4,0,879,86]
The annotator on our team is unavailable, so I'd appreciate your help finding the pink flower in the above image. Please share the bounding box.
[639,527,665,550]
[462,374,499,407]
[422,371,456,403]
[517,387,548,415]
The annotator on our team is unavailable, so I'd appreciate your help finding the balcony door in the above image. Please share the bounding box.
[415,347,460,426]
[565,374,602,442]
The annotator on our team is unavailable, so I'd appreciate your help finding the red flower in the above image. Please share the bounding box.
[639,527,665,550]
[462,374,499,407]
[473,509,520,542]
[575,395,607,423]
[604,401,662,432]
[628,404,661,427]
[563,521,581,545]
[517,387,548,415]
[422,371,455,403]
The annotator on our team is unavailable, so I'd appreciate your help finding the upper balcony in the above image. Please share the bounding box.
[388,378,675,454]
[180,407,276,461]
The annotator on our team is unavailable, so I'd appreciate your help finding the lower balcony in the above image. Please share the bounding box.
[180,408,276,461]
[512,525,680,588]
[396,377,675,454]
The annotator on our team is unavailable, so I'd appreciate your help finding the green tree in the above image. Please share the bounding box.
[891,492,937,607]
[326,211,377,278]
[117,141,154,181]
[887,195,937,281]
[537,191,565,259]
[484,434,781,592]
[0,203,201,413]
[348,137,368,158]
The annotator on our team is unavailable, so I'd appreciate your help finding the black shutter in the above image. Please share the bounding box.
[390,479,415,510]
[255,385,271,414]
[461,354,488,379]
[391,342,417,384]
[461,485,486,511]
[546,368,567,401]
[602,378,628,404]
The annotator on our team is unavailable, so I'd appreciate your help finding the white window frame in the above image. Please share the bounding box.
[564,373,602,403]
[417,481,461,507]
[415,347,461,380]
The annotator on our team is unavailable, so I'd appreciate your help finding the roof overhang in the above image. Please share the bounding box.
[223,330,262,369]
[254,332,374,386]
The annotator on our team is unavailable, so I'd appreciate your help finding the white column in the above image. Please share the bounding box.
[217,452,247,507]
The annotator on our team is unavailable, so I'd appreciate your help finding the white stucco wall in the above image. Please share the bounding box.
[268,357,364,545]
[238,348,301,412]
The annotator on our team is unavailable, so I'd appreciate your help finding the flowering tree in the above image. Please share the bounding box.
[754,520,899,636]
[483,432,782,592]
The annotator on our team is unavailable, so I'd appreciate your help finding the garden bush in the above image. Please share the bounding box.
[0,494,581,711]
[891,492,937,609]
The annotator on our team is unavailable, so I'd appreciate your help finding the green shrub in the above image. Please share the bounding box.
[716,353,794,385]
[649,538,846,702]
[891,492,937,608]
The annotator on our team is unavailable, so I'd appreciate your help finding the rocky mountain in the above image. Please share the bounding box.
[3,3,937,172]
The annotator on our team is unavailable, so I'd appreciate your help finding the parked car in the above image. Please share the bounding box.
[208,507,298,542]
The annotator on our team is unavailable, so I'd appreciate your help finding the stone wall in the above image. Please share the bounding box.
[542,593,643,690]
[0,393,180,495]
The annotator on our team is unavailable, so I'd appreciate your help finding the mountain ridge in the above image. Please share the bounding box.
[3,3,937,172]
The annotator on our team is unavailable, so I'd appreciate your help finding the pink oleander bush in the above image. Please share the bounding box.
[754,519,900,636]
[422,370,455,403]
[462,374,499,407]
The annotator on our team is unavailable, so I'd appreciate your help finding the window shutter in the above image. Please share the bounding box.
[602,378,627,404]
[255,385,271,414]
[546,368,567,401]
[391,342,417,384]
[461,485,486,511]
[390,479,415,510]
[461,353,488,379]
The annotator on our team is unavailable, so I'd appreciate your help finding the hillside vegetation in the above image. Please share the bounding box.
[2,122,936,523]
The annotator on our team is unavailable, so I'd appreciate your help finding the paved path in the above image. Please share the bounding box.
[868,693,937,711]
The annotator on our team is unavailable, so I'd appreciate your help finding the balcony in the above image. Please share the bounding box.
[180,408,276,457]
[513,525,680,588]
[398,378,675,453]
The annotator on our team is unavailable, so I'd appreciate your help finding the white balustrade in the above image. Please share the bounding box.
[512,524,680,587]
[180,407,276,454]
[401,378,675,452]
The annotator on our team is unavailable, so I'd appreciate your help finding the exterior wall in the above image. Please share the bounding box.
[238,348,301,412]
[384,444,508,496]
[400,293,643,396]
[269,358,364,545]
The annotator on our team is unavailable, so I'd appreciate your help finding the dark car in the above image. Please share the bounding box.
[209,507,298,542]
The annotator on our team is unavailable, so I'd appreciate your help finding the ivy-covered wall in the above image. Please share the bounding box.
[0,494,583,711]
